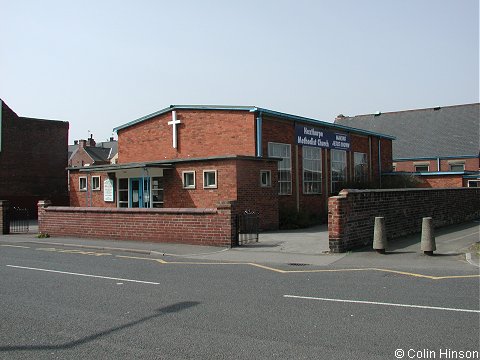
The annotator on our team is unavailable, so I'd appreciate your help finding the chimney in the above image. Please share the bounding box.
[335,114,346,122]
[74,140,78,145]
[110,137,114,142]
[87,134,96,147]
[79,139,87,148]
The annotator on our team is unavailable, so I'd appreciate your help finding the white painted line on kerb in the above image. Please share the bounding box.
[284,295,480,313]
[6,265,159,285]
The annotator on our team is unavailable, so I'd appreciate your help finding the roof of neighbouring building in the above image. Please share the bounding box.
[113,105,396,140]
[84,146,111,163]
[334,103,480,160]
[68,139,118,163]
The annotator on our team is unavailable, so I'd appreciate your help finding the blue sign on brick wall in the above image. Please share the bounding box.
[295,125,351,151]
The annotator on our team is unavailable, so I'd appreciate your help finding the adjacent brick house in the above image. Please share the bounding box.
[67,105,394,230]
[0,98,69,216]
[335,103,480,188]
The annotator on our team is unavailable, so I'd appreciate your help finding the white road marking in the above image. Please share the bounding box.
[284,295,480,313]
[1,244,30,249]
[6,265,159,285]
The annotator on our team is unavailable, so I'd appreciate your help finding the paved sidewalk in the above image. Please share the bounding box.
[1,221,478,268]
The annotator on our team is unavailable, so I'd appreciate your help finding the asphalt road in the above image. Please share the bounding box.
[1,243,479,359]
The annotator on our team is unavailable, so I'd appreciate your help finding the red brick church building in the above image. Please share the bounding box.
[68,105,394,230]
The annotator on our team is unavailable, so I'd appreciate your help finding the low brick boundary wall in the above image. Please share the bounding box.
[38,200,237,247]
[328,188,480,253]
[0,200,10,235]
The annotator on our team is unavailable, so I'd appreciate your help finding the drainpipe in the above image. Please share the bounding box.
[378,139,382,188]
[256,112,263,157]
[368,136,372,181]
[324,148,328,213]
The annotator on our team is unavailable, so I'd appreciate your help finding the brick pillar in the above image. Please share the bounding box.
[0,200,10,235]
[217,201,237,247]
[328,191,348,253]
[37,200,52,234]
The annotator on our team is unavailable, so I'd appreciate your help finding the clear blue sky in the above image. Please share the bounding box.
[1,0,478,143]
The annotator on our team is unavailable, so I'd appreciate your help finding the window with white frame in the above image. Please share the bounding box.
[354,152,368,183]
[182,171,196,189]
[414,164,429,172]
[203,170,217,189]
[449,163,465,172]
[79,177,87,191]
[303,146,322,194]
[331,149,347,194]
[268,142,291,195]
[260,170,271,187]
[92,176,101,191]
[467,180,479,187]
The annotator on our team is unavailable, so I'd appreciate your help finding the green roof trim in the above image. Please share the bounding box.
[113,105,395,139]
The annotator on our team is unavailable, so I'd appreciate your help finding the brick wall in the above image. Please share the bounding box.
[394,157,479,172]
[328,188,480,252]
[418,175,464,188]
[118,110,256,163]
[69,171,115,207]
[38,201,237,247]
[0,101,69,215]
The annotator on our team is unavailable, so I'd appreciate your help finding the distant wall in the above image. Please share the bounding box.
[328,188,480,252]
[0,102,69,216]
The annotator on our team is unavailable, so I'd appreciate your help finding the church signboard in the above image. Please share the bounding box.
[295,125,351,151]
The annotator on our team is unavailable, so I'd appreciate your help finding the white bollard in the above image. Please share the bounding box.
[373,217,387,254]
[421,217,436,256]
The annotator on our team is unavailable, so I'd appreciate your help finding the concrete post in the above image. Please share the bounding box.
[373,216,387,254]
[0,200,10,235]
[420,217,436,256]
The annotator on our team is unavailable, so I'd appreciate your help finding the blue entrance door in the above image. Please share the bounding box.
[129,178,150,208]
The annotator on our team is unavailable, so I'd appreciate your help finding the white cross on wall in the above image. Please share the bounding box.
[167,110,181,149]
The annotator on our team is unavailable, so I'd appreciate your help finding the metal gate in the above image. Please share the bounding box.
[237,210,259,245]
[10,207,30,233]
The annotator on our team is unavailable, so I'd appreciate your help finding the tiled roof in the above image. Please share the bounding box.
[84,147,111,162]
[335,103,479,159]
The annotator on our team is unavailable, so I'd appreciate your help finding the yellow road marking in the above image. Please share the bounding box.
[1,244,30,249]
[114,256,480,280]
[4,245,478,281]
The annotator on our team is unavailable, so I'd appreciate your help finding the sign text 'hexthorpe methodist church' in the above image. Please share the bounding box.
[295,125,351,150]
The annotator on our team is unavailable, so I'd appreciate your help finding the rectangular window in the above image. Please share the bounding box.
[268,142,292,195]
[151,177,164,208]
[92,176,101,191]
[414,165,429,172]
[203,170,217,189]
[303,146,322,194]
[79,177,87,191]
[331,149,347,194]
[449,163,465,172]
[260,170,271,187]
[118,178,129,208]
[354,152,368,183]
[467,180,479,188]
[182,171,196,189]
